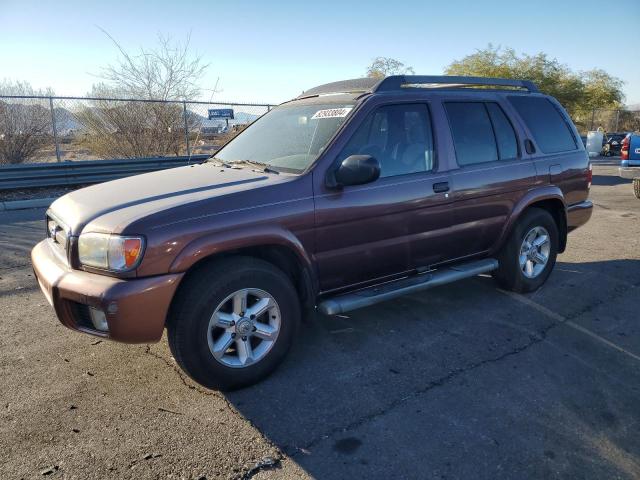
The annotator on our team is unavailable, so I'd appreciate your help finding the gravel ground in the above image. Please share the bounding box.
[0,186,88,202]
[0,164,638,479]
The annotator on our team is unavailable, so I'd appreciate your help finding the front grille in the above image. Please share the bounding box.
[46,214,70,257]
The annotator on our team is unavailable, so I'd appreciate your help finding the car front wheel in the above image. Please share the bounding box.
[167,257,300,391]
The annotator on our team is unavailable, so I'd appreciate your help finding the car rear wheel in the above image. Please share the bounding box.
[494,208,559,293]
[167,257,300,390]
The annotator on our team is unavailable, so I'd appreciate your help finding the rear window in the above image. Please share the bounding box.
[508,96,576,153]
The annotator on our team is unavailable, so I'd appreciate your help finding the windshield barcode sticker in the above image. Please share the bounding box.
[311,107,353,119]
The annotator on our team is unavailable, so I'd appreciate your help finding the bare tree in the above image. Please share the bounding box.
[0,80,53,164]
[366,57,415,79]
[77,85,190,159]
[77,32,208,159]
[96,30,207,101]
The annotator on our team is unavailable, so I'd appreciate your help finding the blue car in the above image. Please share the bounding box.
[619,133,640,198]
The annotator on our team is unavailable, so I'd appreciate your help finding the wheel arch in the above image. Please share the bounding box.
[495,187,568,254]
[169,227,317,316]
[528,198,567,252]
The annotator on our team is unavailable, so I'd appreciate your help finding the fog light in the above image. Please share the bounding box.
[89,307,109,332]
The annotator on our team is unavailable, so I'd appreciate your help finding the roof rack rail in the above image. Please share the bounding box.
[374,75,538,93]
[297,78,380,99]
[296,75,538,100]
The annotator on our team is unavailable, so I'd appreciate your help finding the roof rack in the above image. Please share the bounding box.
[376,75,539,93]
[297,78,380,99]
[297,75,538,99]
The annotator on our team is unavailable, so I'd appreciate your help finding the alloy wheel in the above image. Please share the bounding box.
[519,226,551,279]
[207,288,281,368]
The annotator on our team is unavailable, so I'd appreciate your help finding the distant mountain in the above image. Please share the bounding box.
[233,111,261,123]
[53,107,84,135]
[185,109,261,129]
[0,100,262,136]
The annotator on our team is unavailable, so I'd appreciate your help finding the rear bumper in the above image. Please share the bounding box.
[567,200,593,231]
[31,239,183,343]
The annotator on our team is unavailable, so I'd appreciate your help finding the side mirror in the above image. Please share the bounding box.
[330,155,381,188]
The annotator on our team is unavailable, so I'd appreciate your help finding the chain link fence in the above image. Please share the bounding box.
[1,95,639,165]
[0,95,274,165]
[574,109,640,135]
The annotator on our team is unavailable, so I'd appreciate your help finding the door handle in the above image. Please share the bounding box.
[433,182,450,193]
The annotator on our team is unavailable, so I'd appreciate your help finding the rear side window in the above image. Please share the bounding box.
[486,103,518,160]
[508,96,577,153]
[445,102,498,165]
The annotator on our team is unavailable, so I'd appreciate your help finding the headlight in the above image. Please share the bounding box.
[78,233,144,271]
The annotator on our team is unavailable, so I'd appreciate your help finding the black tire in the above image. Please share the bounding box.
[634,178,640,199]
[167,256,300,391]
[493,208,559,293]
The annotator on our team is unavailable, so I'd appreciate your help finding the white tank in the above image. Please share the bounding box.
[586,131,604,157]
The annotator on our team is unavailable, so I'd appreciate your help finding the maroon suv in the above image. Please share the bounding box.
[32,76,593,390]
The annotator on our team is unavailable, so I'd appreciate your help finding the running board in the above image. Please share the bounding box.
[318,258,499,315]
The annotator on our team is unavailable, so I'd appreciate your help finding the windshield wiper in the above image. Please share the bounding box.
[206,157,235,168]
[229,159,280,175]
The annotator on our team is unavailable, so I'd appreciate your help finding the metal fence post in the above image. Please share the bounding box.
[49,96,61,162]
[182,101,191,157]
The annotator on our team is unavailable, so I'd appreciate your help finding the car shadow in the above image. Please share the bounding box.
[223,258,640,479]
[592,174,631,186]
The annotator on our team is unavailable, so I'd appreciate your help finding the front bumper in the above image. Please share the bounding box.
[567,200,593,231]
[31,239,183,343]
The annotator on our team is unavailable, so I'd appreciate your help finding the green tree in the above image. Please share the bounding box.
[366,57,414,79]
[580,69,625,111]
[445,45,624,128]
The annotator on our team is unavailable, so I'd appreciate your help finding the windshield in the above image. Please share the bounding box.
[215,103,354,173]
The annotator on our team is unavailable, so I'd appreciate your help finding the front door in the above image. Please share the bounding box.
[313,102,453,293]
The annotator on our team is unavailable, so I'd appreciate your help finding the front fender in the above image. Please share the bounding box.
[491,186,567,255]
[169,224,314,275]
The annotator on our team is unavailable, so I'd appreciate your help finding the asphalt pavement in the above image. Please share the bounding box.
[0,164,638,479]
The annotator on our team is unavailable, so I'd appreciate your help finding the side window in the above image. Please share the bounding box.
[508,96,577,153]
[337,104,434,178]
[445,102,498,166]
[486,103,518,160]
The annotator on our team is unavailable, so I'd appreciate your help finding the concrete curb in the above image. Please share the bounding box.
[0,197,56,211]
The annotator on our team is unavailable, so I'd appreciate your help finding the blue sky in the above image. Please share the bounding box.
[1,0,639,105]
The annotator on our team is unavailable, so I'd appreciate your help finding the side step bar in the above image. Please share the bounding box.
[318,258,499,315]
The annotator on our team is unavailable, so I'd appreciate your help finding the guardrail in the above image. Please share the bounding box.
[0,155,211,191]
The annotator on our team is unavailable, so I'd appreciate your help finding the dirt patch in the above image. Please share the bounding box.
[0,185,88,202]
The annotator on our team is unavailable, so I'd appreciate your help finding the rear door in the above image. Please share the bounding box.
[442,98,537,260]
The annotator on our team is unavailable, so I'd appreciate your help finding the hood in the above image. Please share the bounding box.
[50,163,288,234]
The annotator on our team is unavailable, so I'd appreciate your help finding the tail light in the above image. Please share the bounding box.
[621,135,630,160]
[587,162,592,189]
